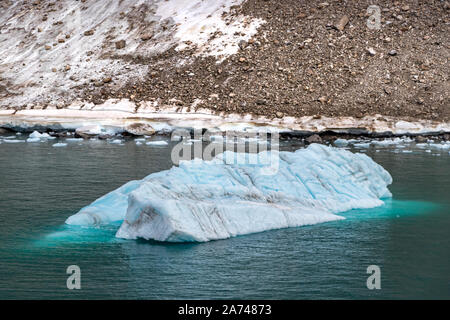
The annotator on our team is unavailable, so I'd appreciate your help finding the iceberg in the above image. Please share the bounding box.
[29,131,51,139]
[52,143,68,148]
[66,144,393,242]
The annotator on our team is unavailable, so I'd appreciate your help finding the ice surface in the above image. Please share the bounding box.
[26,137,41,143]
[334,139,349,147]
[52,143,68,147]
[146,141,169,146]
[353,142,371,148]
[66,144,393,242]
[65,138,83,142]
[29,131,51,139]
[66,180,142,225]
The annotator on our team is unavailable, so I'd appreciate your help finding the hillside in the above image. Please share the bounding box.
[0,0,449,132]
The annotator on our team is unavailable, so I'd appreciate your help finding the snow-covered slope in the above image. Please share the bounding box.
[0,0,262,108]
[66,144,393,242]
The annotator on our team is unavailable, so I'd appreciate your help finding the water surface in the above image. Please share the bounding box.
[0,136,449,299]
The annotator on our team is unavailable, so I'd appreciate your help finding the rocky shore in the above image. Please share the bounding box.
[0,0,449,134]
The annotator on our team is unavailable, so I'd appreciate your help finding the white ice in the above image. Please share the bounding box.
[52,143,68,147]
[334,139,349,147]
[29,131,51,139]
[146,141,169,146]
[66,144,393,242]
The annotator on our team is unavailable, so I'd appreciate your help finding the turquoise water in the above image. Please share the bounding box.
[0,137,449,299]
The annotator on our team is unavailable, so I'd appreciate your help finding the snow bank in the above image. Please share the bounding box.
[0,0,264,107]
[66,144,392,242]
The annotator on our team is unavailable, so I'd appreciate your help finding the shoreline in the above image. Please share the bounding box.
[1,100,449,141]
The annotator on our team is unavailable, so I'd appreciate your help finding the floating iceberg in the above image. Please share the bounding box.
[334,139,349,147]
[29,131,51,139]
[52,143,68,148]
[2,139,25,143]
[66,144,393,242]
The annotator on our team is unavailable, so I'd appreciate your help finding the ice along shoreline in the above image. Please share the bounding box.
[1,99,450,140]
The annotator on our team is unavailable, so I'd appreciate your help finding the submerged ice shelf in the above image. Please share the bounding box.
[66,144,393,242]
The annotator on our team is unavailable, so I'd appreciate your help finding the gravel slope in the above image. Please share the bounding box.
[0,0,449,123]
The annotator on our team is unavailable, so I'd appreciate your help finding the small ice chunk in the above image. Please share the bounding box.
[29,131,51,139]
[110,139,123,144]
[52,143,68,147]
[429,143,450,150]
[3,139,25,143]
[26,137,41,143]
[66,138,83,142]
[334,139,349,147]
[146,141,169,146]
[353,142,371,148]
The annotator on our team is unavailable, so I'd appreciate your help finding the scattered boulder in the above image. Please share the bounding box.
[306,134,322,144]
[75,125,101,139]
[415,136,427,143]
[367,47,376,56]
[115,40,126,49]
[318,96,327,103]
[318,2,329,9]
[141,33,153,41]
[125,123,155,136]
[334,15,349,31]
[388,50,397,56]
[83,30,94,36]
[0,128,12,135]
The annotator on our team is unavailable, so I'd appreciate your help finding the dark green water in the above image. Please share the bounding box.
[0,137,449,299]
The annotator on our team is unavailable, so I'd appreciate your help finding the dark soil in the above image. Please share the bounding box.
[86,0,449,121]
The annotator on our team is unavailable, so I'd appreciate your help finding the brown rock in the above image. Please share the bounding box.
[306,134,322,144]
[318,96,327,103]
[140,34,153,41]
[115,40,126,49]
[125,123,155,136]
[334,15,349,31]
[415,136,427,143]
[84,30,94,36]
